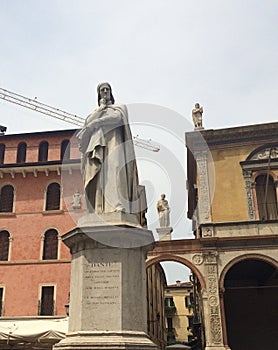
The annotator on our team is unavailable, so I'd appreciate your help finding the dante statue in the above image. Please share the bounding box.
[192,103,203,129]
[77,83,138,214]
[157,194,170,227]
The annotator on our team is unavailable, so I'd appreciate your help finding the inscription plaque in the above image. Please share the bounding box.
[83,261,122,330]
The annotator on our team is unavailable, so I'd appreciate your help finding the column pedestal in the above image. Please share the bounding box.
[156,227,173,241]
[54,220,157,350]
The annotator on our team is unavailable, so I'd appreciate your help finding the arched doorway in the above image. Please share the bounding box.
[146,255,205,350]
[223,257,278,349]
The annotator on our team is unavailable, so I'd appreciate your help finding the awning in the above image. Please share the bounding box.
[0,318,68,349]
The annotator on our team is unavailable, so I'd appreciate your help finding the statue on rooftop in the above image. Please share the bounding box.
[192,103,203,129]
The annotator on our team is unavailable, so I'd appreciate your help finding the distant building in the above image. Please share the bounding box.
[164,281,193,346]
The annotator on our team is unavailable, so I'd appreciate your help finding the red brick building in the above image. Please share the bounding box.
[0,128,84,317]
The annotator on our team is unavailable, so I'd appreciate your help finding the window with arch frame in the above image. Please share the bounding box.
[17,142,27,163]
[60,139,70,161]
[255,174,278,220]
[38,141,49,162]
[0,231,10,261]
[0,185,14,213]
[0,144,5,164]
[45,183,61,211]
[42,229,58,260]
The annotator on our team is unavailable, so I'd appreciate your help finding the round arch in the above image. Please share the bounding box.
[147,253,206,289]
[219,253,278,291]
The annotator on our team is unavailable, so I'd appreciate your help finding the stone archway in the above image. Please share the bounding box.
[147,253,206,290]
[147,253,206,349]
[220,254,278,350]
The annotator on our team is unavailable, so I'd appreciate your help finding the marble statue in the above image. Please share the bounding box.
[157,194,170,227]
[77,83,138,214]
[72,190,82,209]
[192,103,203,129]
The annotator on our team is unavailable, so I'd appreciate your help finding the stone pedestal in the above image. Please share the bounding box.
[54,221,157,350]
[156,227,173,241]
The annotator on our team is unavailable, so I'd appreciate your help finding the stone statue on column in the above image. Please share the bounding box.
[76,82,140,226]
[157,193,170,227]
[156,194,173,241]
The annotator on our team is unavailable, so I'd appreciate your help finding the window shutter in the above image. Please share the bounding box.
[45,183,61,210]
[0,185,14,212]
[43,229,58,260]
[40,286,54,315]
[0,231,9,261]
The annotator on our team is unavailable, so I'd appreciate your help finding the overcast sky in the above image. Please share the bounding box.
[1,0,277,283]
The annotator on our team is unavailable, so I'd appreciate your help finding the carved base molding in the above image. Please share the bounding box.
[54,331,158,350]
[205,346,229,350]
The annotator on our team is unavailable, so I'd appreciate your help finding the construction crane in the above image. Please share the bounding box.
[0,88,160,152]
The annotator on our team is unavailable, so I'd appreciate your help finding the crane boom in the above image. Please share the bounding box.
[0,87,160,152]
[0,88,84,127]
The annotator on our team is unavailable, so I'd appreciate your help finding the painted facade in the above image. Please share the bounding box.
[164,281,193,345]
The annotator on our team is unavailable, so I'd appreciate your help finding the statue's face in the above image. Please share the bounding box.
[99,84,111,101]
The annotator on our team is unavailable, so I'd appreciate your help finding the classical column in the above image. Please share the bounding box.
[275,181,278,204]
[194,151,212,224]
[242,169,256,220]
[219,288,231,350]
[202,252,227,350]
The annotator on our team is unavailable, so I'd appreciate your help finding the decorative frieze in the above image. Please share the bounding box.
[203,251,223,346]
[250,147,278,160]
[195,151,212,224]
[242,169,255,220]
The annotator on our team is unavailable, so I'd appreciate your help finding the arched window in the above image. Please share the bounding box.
[0,231,10,261]
[0,185,14,212]
[38,141,49,162]
[0,144,5,164]
[43,229,58,260]
[45,183,61,210]
[60,140,70,161]
[255,174,278,220]
[17,142,27,163]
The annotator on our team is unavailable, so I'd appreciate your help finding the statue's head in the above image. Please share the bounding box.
[195,103,200,108]
[161,193,166,199]
[97,82,115,105]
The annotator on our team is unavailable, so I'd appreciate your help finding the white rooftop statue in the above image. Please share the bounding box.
[192,102,204,129]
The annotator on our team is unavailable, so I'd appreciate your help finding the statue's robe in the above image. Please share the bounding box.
[77,104,138,214]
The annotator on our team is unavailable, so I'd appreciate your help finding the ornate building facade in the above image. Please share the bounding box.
[185,121,278,349]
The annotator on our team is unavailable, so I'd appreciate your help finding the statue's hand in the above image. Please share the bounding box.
[98,98,107,111]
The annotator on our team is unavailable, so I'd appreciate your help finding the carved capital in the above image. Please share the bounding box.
[194,150,209,162]
[204,251,218,264]
[242,169,252,179]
